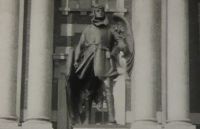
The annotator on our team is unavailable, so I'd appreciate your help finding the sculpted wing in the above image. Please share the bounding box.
[111,14,134,76]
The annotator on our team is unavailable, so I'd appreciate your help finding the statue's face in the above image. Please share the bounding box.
[94,8,105,18]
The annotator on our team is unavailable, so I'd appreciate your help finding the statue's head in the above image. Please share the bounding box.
[92,4,105,19]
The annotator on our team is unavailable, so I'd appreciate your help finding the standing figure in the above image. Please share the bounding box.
[74,5,119,124]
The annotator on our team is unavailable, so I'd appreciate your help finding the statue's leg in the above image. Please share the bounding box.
[74,101,81,124]
[81,89,93,125]
[72,93,81,124]
[103,78,115,123]
[82,97,90,125]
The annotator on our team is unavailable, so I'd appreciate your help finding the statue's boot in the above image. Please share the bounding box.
[83,111,90,125]
[104,79,115,123]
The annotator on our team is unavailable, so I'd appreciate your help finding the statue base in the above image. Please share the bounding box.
[131,121,161,129]
[23,120,53,129]
[0,119,20,129]
[164,122,196,129]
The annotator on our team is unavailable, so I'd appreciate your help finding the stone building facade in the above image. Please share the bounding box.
[0,0,200,129]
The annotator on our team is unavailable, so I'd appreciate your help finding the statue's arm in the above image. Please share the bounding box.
[74,29,86,66]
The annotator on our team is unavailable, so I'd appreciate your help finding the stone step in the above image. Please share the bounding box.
[73,124,130,129]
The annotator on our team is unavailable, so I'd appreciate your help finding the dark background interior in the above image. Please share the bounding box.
[189,0,200,113]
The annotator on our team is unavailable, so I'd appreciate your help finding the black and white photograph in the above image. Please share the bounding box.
[0,0,200,129]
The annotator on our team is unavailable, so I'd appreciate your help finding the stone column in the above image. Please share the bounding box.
[0,0,19,127]
[165,0,195,129]
[24,0,54,128]
[131,0,161,129]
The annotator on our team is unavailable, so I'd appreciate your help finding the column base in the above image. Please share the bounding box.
[164,122,196,129]
[0,119,20,129]
[23,120,53,129]
[131,121,161,129]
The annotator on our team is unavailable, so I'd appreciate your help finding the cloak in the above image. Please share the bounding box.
[75,20,116,79]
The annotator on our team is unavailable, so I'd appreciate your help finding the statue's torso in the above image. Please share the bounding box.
[77,25,114,78]
[83,25,113,49]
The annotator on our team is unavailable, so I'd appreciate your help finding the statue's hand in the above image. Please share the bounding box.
[96,102,102,111]
[74,62,79,69]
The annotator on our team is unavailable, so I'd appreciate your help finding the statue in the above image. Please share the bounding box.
[68,4,134,125]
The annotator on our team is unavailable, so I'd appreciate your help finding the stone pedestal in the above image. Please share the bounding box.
[23,120,52,129]
[165,122,196,129]
[73,124,128,129]
[0,120,21,129]
[132,121,161,129]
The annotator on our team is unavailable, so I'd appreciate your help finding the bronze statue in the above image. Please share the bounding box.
[69,4,134,125]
